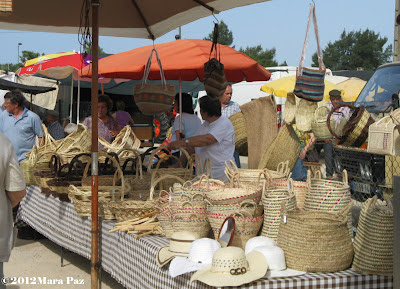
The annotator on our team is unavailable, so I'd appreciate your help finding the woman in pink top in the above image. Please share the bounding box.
[82,94,120,147]
[112,100,134,129]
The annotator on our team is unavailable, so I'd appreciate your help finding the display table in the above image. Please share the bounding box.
[19,186,393,289]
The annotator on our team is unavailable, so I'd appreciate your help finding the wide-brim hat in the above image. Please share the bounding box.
[190,247,267,287]
[252,246,306,279]
[169,238,221,278]
[156,231,198,267]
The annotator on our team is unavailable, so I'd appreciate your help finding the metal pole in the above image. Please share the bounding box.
[69,76,73,123]
[179,74,182,135]
[90,0,100,288]
[77,76,81,124]
[394,175,400,289]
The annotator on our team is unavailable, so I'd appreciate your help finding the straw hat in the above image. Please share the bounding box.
[252,246,305,278]
[190,246,267,287]
[245,236,276,254]
[156,231,198,267]
[169,238,221,278]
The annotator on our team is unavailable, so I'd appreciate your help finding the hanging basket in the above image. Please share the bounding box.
[312,106,335,140]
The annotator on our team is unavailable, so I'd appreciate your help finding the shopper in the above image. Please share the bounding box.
[112,100,134,128]
[0,90,43,162]
[45,110,64,140]
[0,133,26,288]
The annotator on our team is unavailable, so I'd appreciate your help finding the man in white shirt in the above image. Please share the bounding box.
[168,95,235,181]
[0,133,26,287]
[220,85,241,168]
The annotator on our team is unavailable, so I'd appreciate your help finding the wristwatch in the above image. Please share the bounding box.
[185,139,189,145]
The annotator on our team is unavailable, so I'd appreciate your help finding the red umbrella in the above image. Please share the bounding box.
[80,39,271,82]
[18,52,86,79]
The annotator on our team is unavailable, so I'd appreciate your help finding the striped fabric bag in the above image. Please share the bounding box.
[0,0,12,14]
[293,4,326,102]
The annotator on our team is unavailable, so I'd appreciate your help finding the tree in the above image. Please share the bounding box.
[20,50,42,64]
[0,63,22,72]
[312,29,392,70]
[83,42,106,56]
[203,20,233,46]
[279,60,288,66]
[239,45,278,67]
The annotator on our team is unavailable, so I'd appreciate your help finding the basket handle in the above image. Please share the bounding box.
[342,169,348,186]
[147,145,171,171]
[276,160,290,177]
[149,174,186,201]
[314,106,330,122]
[141,48,168,89]
[178,201,193,209]
[154,154,183,171]
[314,170,322,179]
[230,172,241,188]
[190,193,204,201]
[203,158,213,178]
[231,211,252,218]
[239,200,258,215]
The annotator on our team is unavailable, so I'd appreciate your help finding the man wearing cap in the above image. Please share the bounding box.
[0,90,43,162]
[325,89,351,177]
[220,84,241,168]
[46,110,64,140]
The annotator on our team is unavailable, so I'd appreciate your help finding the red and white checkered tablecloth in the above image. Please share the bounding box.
[19,186,393,289]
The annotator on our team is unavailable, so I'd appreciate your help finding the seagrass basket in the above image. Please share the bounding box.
[170,213,211,238]
[312,106,334,140]
[229,112,248,155]
[295,98,318,132]
[277,204,354,272]
[352,196,393,276]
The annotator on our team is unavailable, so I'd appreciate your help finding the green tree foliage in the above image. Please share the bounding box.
[203,20,233,46]
[0,63,22,72]
[239,45,278,67]
[83,42,106,56]
[20,50,42,64]
[312,29,392,70]
[279,60,288,66]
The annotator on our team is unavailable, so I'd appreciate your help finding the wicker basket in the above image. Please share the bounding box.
[261,181,297,241]
[277,204,354,272]
[390,107,400,125]
[367,116,400,156]
[284,92,297,125]
[312,106,334,140]
[225,160,289,185]
[295,99,318,132]
[229,112,248,155]
[207,211,263,248]
[352,196,393,276]
[171,213,211,238]
[204,175,263,205]
[21,145,38,185]
[109,174,185,222]
[258,124,301,172]
[269,177,308,210]
[327,104,374,147]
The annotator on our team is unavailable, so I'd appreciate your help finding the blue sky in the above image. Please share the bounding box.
[0,0,395,68]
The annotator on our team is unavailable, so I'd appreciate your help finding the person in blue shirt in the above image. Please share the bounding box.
[0,90,43,162]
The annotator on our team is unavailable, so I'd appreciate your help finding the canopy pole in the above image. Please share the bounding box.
[90,1,100,289]
[69,76,73,122]
[77,76,81,124]
[179,74,183,135]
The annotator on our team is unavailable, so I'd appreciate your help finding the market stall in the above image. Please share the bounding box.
[18,186,393,289]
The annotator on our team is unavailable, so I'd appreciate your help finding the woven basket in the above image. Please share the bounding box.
[304,170,351,212]
[261,181,297,241]
[56,124,91,154]
[258,124,301,172]
[109,174,185,222]
[133,48,176,115]
[327,104,375,147]
[68,153,128,219]
[157,205,173,238]
[225,160,289,185]
[269,177,308,210]
[295,98,318,132]
[390,107,400,125]
[204,175,263,205]
[367,116,400,156]
[101,126,141,162]
[284,92,296,125]
[312,106,334,140]
[206,199,263,217]
[171,213,211,238]
[207,211,263,248]
[21,145,39,185]
[352,196,393,276]
[229,112,248,155]
[148,146,193,189]
[277,204,354,272]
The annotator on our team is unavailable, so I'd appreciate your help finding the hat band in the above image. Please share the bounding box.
[170,238,194,243]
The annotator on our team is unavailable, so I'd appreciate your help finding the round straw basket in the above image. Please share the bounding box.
[270,178,308,210]
[206,199,263,217]
[277,204,354,272]
[122,157,152,199]
[258,124,301,172]
[312,106,334,140]
[180,175,226,197]
[157,205,173,238]
[229,112,248,154]
[171,213,211,238]
[352,196,393,276]
[108,174,185,222]
[204,175,263,205]
[295,99,318,132]
[261,182,297,241]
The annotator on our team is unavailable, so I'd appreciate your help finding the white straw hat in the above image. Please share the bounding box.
[156,231,198,267]
[252,246,306,278]
[245,236,276,254]
[169,238,221,278]
[190,246,268,287]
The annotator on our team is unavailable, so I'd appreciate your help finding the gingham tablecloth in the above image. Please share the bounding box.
[19,186,393,289]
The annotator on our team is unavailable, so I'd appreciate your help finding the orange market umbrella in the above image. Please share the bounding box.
[80,39,271,82]
[260,75,337,99]
[333,77,366,102]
